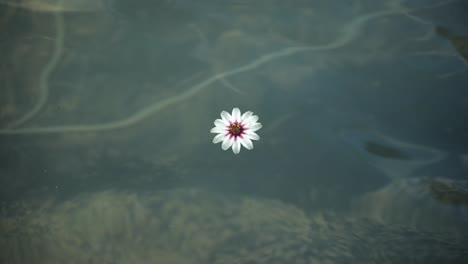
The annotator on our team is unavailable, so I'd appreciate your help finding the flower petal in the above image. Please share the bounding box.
[240,137,253,150]
[244,115,259,125]
[210,126,226,134]
[213,109,261,153]
[220,111,231,123]
[245,131,260,140]
[213,133,226,144]
[248,122,262,132]
[231,108,241,122]
[214,119,227,127]
[232,140,241,154]
[240,111,253,122]
[221,137,234,150]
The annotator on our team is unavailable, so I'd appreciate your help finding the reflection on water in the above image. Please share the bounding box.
[1,0,468,263]
[0,0,109,12]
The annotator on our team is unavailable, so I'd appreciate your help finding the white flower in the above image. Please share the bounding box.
[210,108,262,154]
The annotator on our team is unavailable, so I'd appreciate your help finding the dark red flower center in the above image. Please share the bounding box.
[228,122,243,136]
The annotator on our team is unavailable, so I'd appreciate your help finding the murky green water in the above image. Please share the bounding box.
[1,0,467,263]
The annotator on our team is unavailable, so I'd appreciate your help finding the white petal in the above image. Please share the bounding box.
[244,115,259,124]
[231,108,241,122]
[245,131,260,140]
[240,111,253,122]
[232,140,241,154]
[210,126,226,134]
[213,133,226,144]
[247,122,262,132]
[214,119,227,127]
[220,111,231,123]
[240,137,253,150]
[221,137,234,150]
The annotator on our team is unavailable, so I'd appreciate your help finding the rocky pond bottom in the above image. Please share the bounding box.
[1,188,467,264]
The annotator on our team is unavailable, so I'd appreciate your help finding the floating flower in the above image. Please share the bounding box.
[210,108,262,154]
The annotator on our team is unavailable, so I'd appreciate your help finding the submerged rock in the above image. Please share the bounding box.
[351,177,468,234]
[436,26,468,62]
[429,177,468,206]
[1,188,467,264]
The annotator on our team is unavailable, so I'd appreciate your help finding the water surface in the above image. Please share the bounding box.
[1,0,467,263]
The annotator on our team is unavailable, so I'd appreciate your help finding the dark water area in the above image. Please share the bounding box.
[1,0,468,263]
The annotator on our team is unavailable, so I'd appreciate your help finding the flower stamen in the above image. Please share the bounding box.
[228,122,243,137]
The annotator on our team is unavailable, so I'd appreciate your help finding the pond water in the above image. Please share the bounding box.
[1,0,467,263]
